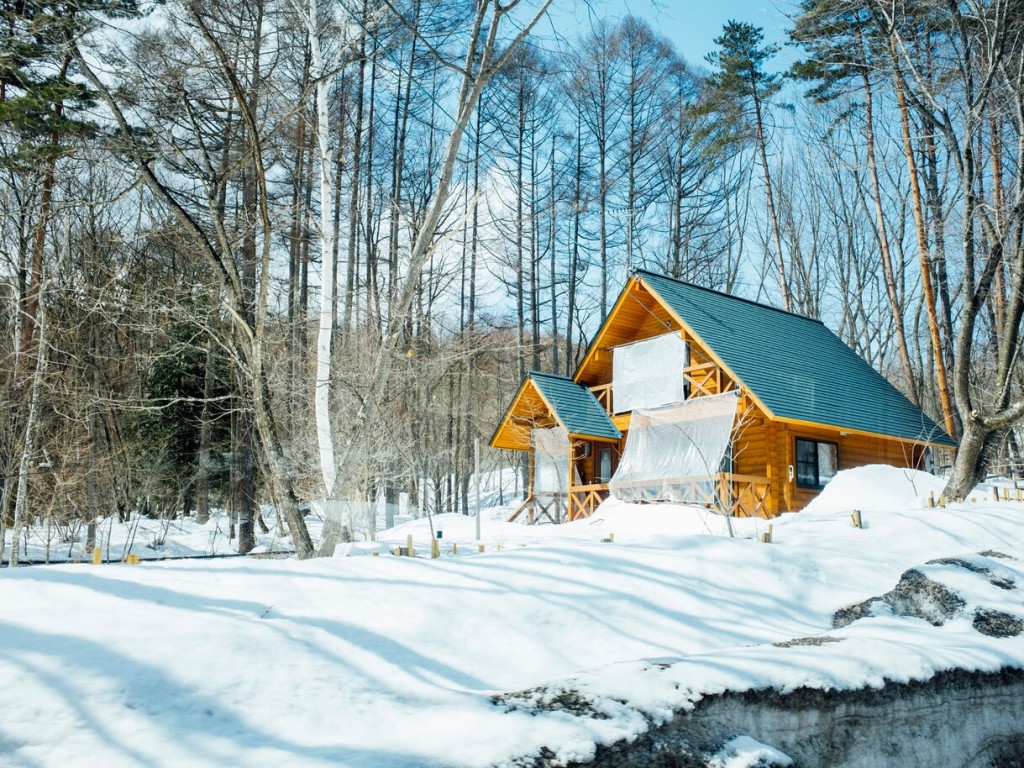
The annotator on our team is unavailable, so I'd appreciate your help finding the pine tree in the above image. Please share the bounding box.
[702,21,790,310]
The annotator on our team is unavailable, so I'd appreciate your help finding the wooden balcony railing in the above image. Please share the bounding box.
[589,366,736,418]
[568,483,608,521]
[510,474,771,525]
[569,474,770,520]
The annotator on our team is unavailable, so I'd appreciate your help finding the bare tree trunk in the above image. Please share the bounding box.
[751,86,791,312]
[342,25,367,341]
[8,261,50,567]
[888,36,956,438]
[195,337,215,525]
[862,66,918,403]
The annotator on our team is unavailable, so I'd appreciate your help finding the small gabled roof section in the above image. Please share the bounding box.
[490,371,622,451]
[635,270,956,448]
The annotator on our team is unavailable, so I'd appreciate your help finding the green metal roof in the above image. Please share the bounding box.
[530,371,622,440]
[637,270,956,448]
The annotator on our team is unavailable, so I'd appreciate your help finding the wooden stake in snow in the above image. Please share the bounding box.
[851,510,863,529]
[475,438,481,541]
[431,539,439,559]
[92,547,102,565]
[406,535,414,557]
[928,491,935,508]
[759,525,773,544]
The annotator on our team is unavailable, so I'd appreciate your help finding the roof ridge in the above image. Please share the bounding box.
[635,269,826,326]
[528,370,575,381]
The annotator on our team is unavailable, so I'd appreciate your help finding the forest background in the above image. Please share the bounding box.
[2,0,1023,558]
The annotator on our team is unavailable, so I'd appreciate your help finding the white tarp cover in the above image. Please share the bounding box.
[609,390,739,504]
[612,332,689,413]
[533,427,570,494]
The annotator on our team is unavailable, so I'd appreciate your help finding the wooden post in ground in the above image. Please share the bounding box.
[851,510,863,529]
[92,547,102,565]
[407,534,414,557]
[474,438,481,541]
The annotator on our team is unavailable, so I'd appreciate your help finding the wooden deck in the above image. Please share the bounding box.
[509,474,772,524]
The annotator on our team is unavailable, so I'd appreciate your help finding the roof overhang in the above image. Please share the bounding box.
[490,376,557,451]
[491,373,623,451]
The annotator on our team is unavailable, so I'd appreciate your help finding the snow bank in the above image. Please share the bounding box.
[803,465,946,515]
[4,469,1024,767]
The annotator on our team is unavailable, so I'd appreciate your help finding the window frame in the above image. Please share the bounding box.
[794,437,839,489]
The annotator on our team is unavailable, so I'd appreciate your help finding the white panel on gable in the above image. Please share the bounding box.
[612,331,689,413]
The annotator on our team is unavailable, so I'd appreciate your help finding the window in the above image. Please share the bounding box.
[795,438,838,489]
[598,448,612,483]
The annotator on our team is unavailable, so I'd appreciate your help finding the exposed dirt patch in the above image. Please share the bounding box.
[927,556,1017,590]
[773,635,844,648]
[494,687,611,720]
[979,550,1016,560]
[928,556,992,574]
[973,608,1024,638]
[834,568,966,628]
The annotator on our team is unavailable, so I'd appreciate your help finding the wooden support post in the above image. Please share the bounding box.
[759,525,773,544]
[928,491,935,508]
[92,547,102,565]
[407,534,414,557]
[851,510,862,529]
[126,554,140,565]
[1017,489,1022,503]
[431,539,439,559]
[993,487,1000,502]
[1003,487,1010,501]
[452,543,458,555]
[478,544,485,553]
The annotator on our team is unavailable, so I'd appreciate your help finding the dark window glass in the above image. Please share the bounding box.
[795,438,819,487]
[795,438,839,488]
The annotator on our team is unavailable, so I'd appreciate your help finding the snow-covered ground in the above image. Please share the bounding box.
[3,466,1024,766]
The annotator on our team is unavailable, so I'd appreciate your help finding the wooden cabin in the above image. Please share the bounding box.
[491,270,956,523]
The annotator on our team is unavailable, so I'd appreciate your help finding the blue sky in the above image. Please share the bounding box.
[547,1,796,71]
